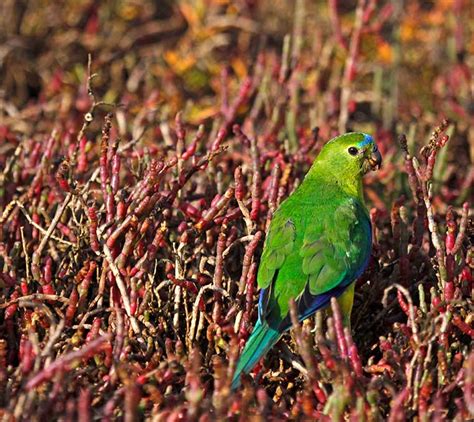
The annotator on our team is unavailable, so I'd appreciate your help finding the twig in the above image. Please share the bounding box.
[382,284,419,345]
[189,285,230,343]
[0,294,70,309]
[31,193,72,281]
[15,201,76,247]
[103,244,140,334]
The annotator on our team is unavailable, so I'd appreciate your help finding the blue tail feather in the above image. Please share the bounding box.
[231,320,280,390]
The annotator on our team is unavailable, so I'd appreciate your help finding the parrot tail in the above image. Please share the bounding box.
[231,320,280,390]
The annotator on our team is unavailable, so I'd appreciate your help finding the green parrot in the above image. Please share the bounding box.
[231,132,382,390]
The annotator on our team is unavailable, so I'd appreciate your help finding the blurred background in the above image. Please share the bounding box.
[0,0,472,131]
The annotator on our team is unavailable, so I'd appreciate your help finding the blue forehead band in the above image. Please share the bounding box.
[357,134,374,148]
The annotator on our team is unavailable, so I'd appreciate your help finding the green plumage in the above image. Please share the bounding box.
[231,133,381,390]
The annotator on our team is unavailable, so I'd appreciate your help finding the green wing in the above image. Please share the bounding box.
[257,214,296,289]
[257,197,371,327]
[300,198,370,296]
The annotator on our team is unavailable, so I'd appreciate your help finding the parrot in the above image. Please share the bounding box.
[231,132,382,390]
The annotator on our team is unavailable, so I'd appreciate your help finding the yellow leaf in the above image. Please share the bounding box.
[232,57,248,79]
[377,41,393,65]
[179,3,201,28]
[164,51,196,74]
[187,105,218,124]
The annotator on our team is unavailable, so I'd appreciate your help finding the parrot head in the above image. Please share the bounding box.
[316,132,382,176]
[309,132,382,197]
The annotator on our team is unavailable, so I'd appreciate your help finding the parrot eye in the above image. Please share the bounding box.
[348,147,358,156]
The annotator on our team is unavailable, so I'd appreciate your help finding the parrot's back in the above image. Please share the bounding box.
[256,181,371,330]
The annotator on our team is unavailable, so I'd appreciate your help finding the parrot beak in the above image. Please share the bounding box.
[367,146,382,170]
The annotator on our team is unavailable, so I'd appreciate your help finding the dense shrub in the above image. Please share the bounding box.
[0,1,472,420]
